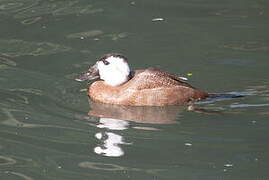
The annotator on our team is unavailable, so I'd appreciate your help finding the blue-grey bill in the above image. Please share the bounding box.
[75,64,99,82]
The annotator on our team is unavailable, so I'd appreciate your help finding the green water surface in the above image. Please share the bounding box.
[0,0,269,179]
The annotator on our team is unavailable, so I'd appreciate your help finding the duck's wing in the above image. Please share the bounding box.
[126,68,195,90]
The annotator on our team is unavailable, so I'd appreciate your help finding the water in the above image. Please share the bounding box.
[0,0,269,179]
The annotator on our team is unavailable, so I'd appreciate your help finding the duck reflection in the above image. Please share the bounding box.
[88,101,183,157]
[94,131,127,157]
[89,101,182,124]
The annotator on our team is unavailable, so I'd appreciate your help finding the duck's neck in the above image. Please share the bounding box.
[128,71,135,80]
[102,72,131,86]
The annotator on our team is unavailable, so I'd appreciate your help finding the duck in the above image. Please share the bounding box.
[75,53,209,106]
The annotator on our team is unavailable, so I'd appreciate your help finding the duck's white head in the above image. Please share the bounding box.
[76,54,131,86]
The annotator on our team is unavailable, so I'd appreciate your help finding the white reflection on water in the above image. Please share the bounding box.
[94,131,125,157]
[94,118,131,157]
[97,118,129,130]
[89,102,181,157]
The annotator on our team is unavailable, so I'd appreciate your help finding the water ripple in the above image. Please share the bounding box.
[230,103,269,108]
[0,39,72,57]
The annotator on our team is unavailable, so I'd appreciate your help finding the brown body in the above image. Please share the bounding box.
[88,68,208,106]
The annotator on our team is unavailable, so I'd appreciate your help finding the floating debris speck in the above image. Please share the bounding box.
[152,18,164,22]
[185,143,192,146]
[79,88,87,92]
[187,73,193,76]
[224,164,233,167]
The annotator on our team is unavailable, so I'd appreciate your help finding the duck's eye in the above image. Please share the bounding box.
[103,60,110,65]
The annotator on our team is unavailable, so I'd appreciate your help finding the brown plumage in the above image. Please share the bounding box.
[88,68,208,106]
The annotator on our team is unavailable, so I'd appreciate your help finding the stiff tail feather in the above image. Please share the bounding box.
[208,93,244,99]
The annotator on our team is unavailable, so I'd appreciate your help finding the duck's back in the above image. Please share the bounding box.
[89,68,208,106]
[125,68,194,90]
